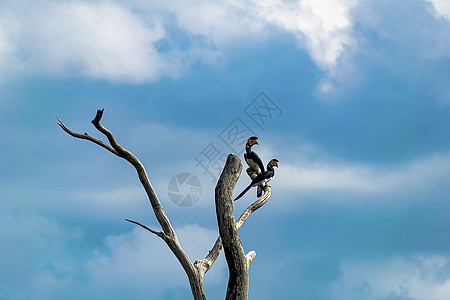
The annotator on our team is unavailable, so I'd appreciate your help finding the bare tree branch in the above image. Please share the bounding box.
[195,186,271,276]
[58,110,206,300]
[125,219,167,241]
[57,117,118,155]
[215,154,248,300]
[235,186,272,230]
[90,109,130,158]
[59,110,273,300]
[245,251,256,269]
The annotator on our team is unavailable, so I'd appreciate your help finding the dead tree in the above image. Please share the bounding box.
[57,109,272,300]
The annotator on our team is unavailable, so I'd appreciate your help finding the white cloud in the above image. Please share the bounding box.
[428,0,450,19]
[329,255,450,300]
[2,0,447,100]
[150,0,356,69]
[0,1,189,82]
[85,224,225,298]
[130,0,266,47]
[0,0,357,82]
[128,0,358,92]
[0,213,225,299]
[59,186,147,219]
[248,0,356,69]
[30,2,169,82]
[272,145,450,204]
[277,162,397,193]
[316,0,450,102]
[0,25,13,68]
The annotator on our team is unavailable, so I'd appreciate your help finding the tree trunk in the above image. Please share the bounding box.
[215,154,249,300]
[58,111,272,300]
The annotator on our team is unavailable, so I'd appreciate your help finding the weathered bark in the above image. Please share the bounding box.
[58,110,206,300]
[58,110,272,300]
[215,154,249,300]
[195,186,271,276]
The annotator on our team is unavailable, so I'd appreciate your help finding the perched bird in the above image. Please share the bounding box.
[244,136,265,174]
[234,159,279,201]
[244,136,265,196]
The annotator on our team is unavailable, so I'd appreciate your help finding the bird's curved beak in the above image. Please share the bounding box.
[274,162,279,167]
[253,140,259,145]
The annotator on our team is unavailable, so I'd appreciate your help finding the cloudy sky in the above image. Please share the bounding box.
[1,0,450,299]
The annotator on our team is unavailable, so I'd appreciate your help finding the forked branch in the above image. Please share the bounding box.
[58,110,206,300]
[195,186,271,276]
[57,116,118,155]
[58,110,272,300]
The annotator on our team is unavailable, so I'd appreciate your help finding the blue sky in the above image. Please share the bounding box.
[1,0,450,299]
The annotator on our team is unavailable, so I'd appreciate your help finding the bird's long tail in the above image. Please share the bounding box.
[234,184,252,201]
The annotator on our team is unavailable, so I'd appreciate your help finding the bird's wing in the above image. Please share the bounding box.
[250,171,272,185]
[251,151,265,173]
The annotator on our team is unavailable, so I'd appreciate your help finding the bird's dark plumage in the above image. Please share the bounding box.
[234,159,279,201]
[244,136,265,197]
[244,136,264,174]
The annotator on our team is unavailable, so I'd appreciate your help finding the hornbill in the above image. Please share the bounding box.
[234,158,279,201]
[244,136,265,196]
[244,136,264,174]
